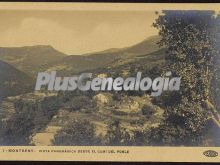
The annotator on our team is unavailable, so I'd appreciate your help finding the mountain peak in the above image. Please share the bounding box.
[0,45,67,76]
[86,35,161,58]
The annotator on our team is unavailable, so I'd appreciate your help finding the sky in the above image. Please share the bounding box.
[0,10,158,55]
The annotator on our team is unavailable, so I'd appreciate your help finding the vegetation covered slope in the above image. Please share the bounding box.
[0,36,160,77]
[0,60,33,99]
[46,35,161,75]
[0,45,67,76]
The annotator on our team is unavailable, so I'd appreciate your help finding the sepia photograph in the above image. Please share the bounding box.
[0,2,219,162]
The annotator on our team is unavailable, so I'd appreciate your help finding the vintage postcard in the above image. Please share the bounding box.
[0,2,219,162]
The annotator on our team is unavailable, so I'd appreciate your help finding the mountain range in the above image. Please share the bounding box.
[0,35,160,77]
[0,35,161,98]
[47,35,161,75]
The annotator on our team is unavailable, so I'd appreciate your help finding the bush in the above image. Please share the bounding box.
[141,104,157,117]
[53,119,101,146]
[152,91,182,108]
[112,93,121,101]
[105,120,132,145]
[65,96,96,111]
[147,102,209,146]
[1,104,35,145]
[0,96,60,145]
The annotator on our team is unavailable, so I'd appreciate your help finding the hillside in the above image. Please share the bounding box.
[0,60,33,99]
[7,47,166,146]
[33,48,166,146]
[0,36,161,77]
[0,45,67,76]
[0,36,160,78]
[46,35,161,75]
[85,35,161,58]
[91,48,167,79]
[0,44,167,145]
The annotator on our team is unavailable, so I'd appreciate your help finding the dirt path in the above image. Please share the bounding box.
[31,126,61,146]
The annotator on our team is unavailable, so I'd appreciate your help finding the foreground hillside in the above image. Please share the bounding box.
[0,47,166,146]
[0,60,33,99]
[0,35,167,146]
[36,47,166,145]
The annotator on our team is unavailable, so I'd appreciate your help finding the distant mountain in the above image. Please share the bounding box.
[0,35,161,76]
[92,48,167,78]
[0,45,67,76]
[85,35,161,58]
[47,35,161,75]
[0,60,34,99]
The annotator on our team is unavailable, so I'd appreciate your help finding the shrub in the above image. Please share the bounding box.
[142,104,157,117]
[105,120,132,145]
[53,119,101,146]
[147,102,209,146]
[65,96,95,111]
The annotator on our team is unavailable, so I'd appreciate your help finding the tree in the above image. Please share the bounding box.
[151,11,220,145]
[66,96,94,111]
[0,96,61,145]
[105,120,132,145]
[53,119,101,146]
[2,101,36,145]
[212,15,220,114]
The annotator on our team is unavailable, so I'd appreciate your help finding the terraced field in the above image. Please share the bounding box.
[31,93,164,146]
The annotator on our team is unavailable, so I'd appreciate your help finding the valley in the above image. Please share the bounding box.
[0,35,167,146]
